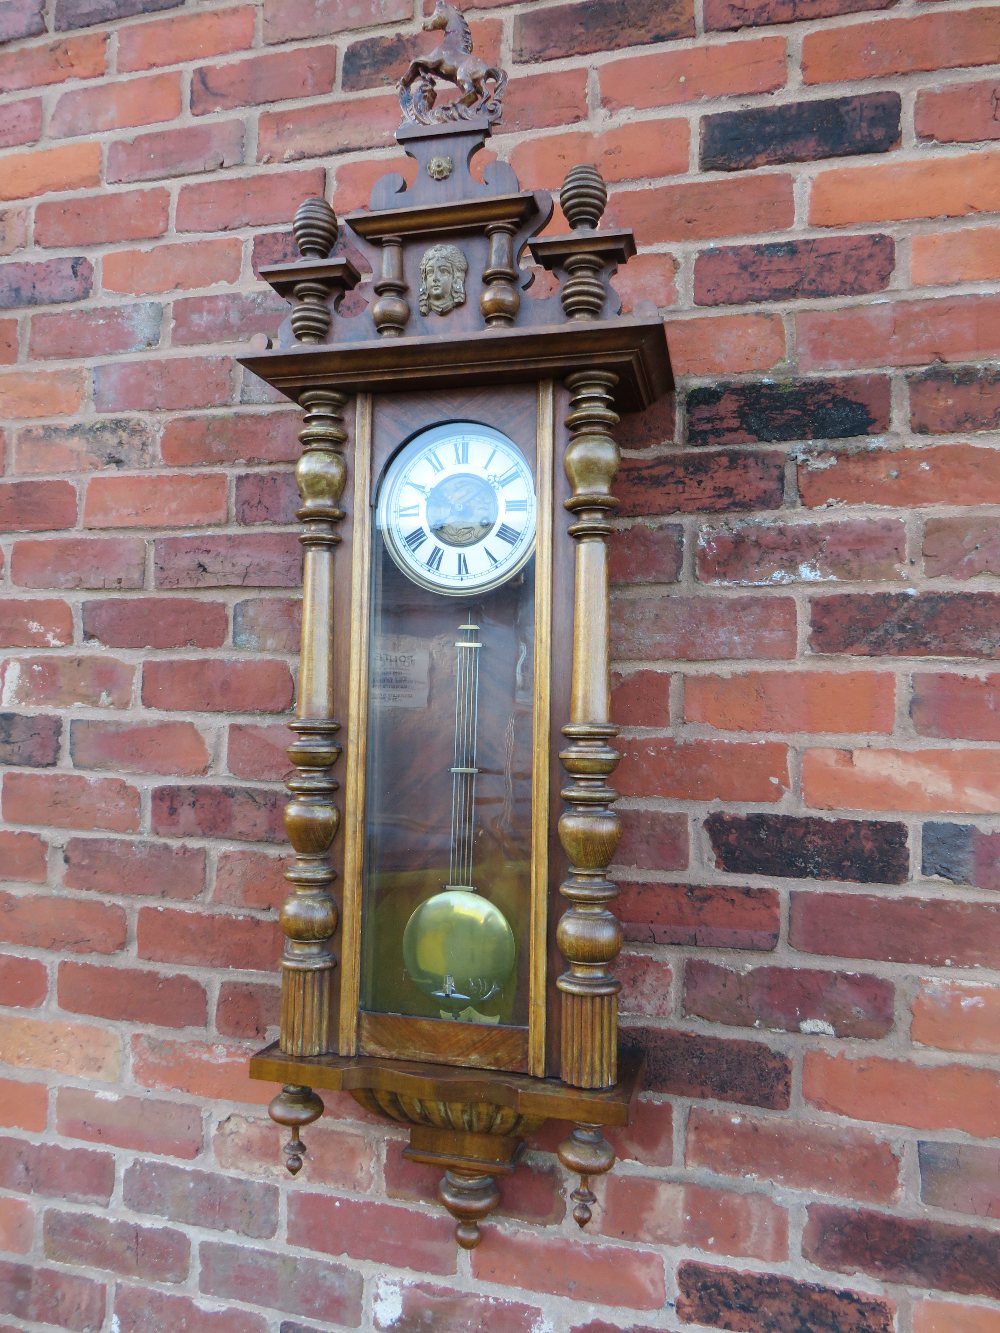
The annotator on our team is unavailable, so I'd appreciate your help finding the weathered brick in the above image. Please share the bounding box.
[84,473,226,529]
[107,120,244,184]
[0,954,47,1007]
[0,713,61,767]
[623,1025,791,1109]
[610,524,683,587]
[50,71,182,137]
[64,835,205,898]
[94,356,232,412]
[114,1285,267,1333]
[804,746,1000,815]
[161,411,300,465]
[702,93,900,171]
[83,597,227,650]
[685,669,895,734]
[800,294,1000,371]
[667,313,787,376]
[923,822,1000,892]
[132,1034,270,1104]
[686,1108,901,1203]
[0,1258,106,1333]
[474,1230,665,1307]
[142,659,292,714]
[233,472,297,526]
[0,600,73,648]
[0,98,43,151]
[0,830,48,883]
[172,292,288,348]
[35,188,170,248]
[44,1207,189,1282]
[0,889,126,957]
[56,1086,203,1158]
[618,449,785,517]
[615,808,687,872]
[803,8,1000,82]
[13,418,155,474]
[151,784,285,843]
[917,80,1000,147]
[515,0,693,60]
[676,1260,894,1333]
[193,46,337,114]
[686,376,890,446]
[0,481,74,534]
[924,517,1000,580]
[612,668,672,728]
[502,68,590,134]
[216,978,280,1038]
[102,239,242,296]
[910,366,1000,435]
[913,226,1000,286]
[124,1160,278,1237]
[199,1240,363,1324]
[914,1302,1000,1333]
[370,1280,545,1333]
[619,736,789,802]
[214,849,285,910]
[0,257,92,309]
[154,533,301,589]
[684,959,894,1038]
[213,1110,374,1188]
[0,367,87,417]
[0,0,45,42]
[920,1140,1000,1218]
[913,980,1000,1056]
[0,34,106,94]
[792,893,1000,969]
[602,1173,788,1260]
[1,655,133,710]
[4,771,140,833]
[800,443,1000,509]
[0,1136,113,1203]
[615,594,797,661]
[71,719,209,777]
[257,94,399,164]
[118,6,256,71]
[0,1196,33,1254]
[137,904,280,971]
[58,960,207,1027]
[698,517,905,585]
[696,234,893,306]
[810,593,1000,659]
[619,882,780,950]
[233,597,300,652]
[226,723,292,781]
[262,0,411,43]
[30,303,161,359]
[709,812,908,884]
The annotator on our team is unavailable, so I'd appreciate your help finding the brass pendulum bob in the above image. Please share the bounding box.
[402,620,516,1020]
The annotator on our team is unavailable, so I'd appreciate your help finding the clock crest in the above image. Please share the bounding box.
[241,6,673,1248]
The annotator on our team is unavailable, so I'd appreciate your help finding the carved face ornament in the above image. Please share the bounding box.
[419,243,467,315]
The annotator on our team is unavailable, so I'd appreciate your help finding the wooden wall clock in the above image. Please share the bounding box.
[242,2,673,1248]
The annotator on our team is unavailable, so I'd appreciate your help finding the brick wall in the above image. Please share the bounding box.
[1,0,999,1328]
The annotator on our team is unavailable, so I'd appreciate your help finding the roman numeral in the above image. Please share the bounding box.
[403,527,428,552]
[425,546,444,572]
[397,504,420,518]
[506,499,528,512]
[498,466,519,488]
[484,448,498,469]
[483,547,499,567]
[496,523,520,545]
[456,553,468,577]
[405,481,428,497]
[453,440,469,465]
[427,450,444,474]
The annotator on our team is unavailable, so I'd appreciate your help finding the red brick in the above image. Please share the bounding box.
[917,80,1000,146]
[0,655,133,709]
[810,592,1000,659]
[118,5,255,71]
[617,951,673,1019]
[0,142,101,202]
[803,9,1000,82]
[161,411,300,465]
[215,978,279,1038]
[113,1285,268,1333]
[801,295,1000,372]
[707,0,893,27]
[44,1208,189,1283]
[601,36,785,112]
[0,0,44,41]
[915,1303,1000,1333]
[615,594,797,661]
[257,93,399,164]
[913,226,1000,284]
[71,719,208,776]
[0,34,106,94]
[609,174,794,243]
[124,1159,278,1237]
[0,209,28,256]
[200,1239,363,1323]
[193,45,337,116]
[102,238,242,295]
[0,600,72,648]
[924,516,1000,580]
[804,746,1000,815]
[698,517,904,585]
[108,120,244,184]
[12,417,156,473]
[152,783,285,842]
[233,596,300,652]
[515,0,692,59]
[83,596,227,650]
[84,473,227,529]
[143,658,292,714]
[0,480,75,533]
[612,252,679,316]
[370,1281,545,1333]
[55,0,184,26]
[213,1111,375,1189]
[793,892,1000,969]
[214,848,286,909]
[35,188,170,247]
[602,1173,787,1260]
[0,888,126,955]
[0,98,42,150]
[804,1202,1000,1301]
[0,1198,32,1255]
[684,959,894,1038]
[0,1012,120,1080]
[696,234,894,306]
[0,1078,46,1132]
[56,1086,203,1158]
[51,71,181,137]
[676,1259,894,1333]
[132,1034,270,1104]
[686,1108,901,1203]
[686,669,894,734]
[912,673,1000,742]
[58,960,207,1027]
[811,153,1000,227]
[473,1231,665,1307]
[176,167,324,233]
[155,533,301,588]
[801,442,1000,509]
[0,1135,114,1204]
[0,367,87,417]
[619,736,788,802]
[137,905,281,971]
[503,68,589,133]
[0,1258,106,1333]
[620,882,780,950]
[511,120,689,193]
[12,537,145,590]
[262,0,410,42]
[920,1140,1000,1220]
[227,723,292,781]
[612,669,672,729]
[910,366,1000,435]
[234,471,297,525]
[617,448,785,517]
[912,979,1000,1056]
[0,830,48,883]
[609,1097,674,1168]
[0,955,47,1008]
[0,320,16,365]
[6,771,141,834]
[30,303,162,359]
[615,808,688,872]
[286,1191,455,1274]
[94,356,232,412]
[63,836,205,899]
[172,292,288,348]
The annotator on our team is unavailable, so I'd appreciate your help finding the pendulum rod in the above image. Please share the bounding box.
[448,621,481,892]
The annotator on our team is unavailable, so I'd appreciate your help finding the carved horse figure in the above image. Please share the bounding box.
[398,1,507,124]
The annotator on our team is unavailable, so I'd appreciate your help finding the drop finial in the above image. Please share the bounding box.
[560,164,607,231]
[293,197,339,260]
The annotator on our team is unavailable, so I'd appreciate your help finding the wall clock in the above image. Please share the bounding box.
[240,3,673,1247]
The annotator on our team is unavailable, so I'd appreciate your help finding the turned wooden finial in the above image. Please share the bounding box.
[293,196,339,259]
[560,164,608,231]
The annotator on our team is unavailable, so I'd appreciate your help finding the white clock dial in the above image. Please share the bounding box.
[377,422,536,596]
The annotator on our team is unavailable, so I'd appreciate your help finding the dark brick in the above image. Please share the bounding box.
[341,33,408,91]
[923,822,1000,892]
[686,376,890,446]
[676,1260,894,1333]
[610,523,683,585]
[695,235,894,306]
[910,365,1000,435]
[684,959,894,1037]
[615,594,797,661]
[697,517,904,585]
[617,449,784,516]
[701,92,900,171]
[919,1141,1000,1219]
[0,1258,105,1333]
[151,783,285,843]
[810,593,1000,659]
[55,0,181,30]
[804,1203,1000,1300]
[790,893,1000,969]
[0,258,92,310]
[706,812,909,884]
[615,809,688,872]
[13,419,155,474]
[0,0,45,43]
[623,1025,791,1109]
[0,713,61,767]
[619,882,780,950]
[514,0,694,61]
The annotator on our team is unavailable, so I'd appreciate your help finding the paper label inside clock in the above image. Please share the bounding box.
[371,635,431,709]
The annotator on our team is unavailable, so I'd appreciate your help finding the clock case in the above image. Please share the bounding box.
[240,100,673,1247]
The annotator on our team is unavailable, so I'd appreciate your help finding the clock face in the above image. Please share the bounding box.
[377,421,536,596]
